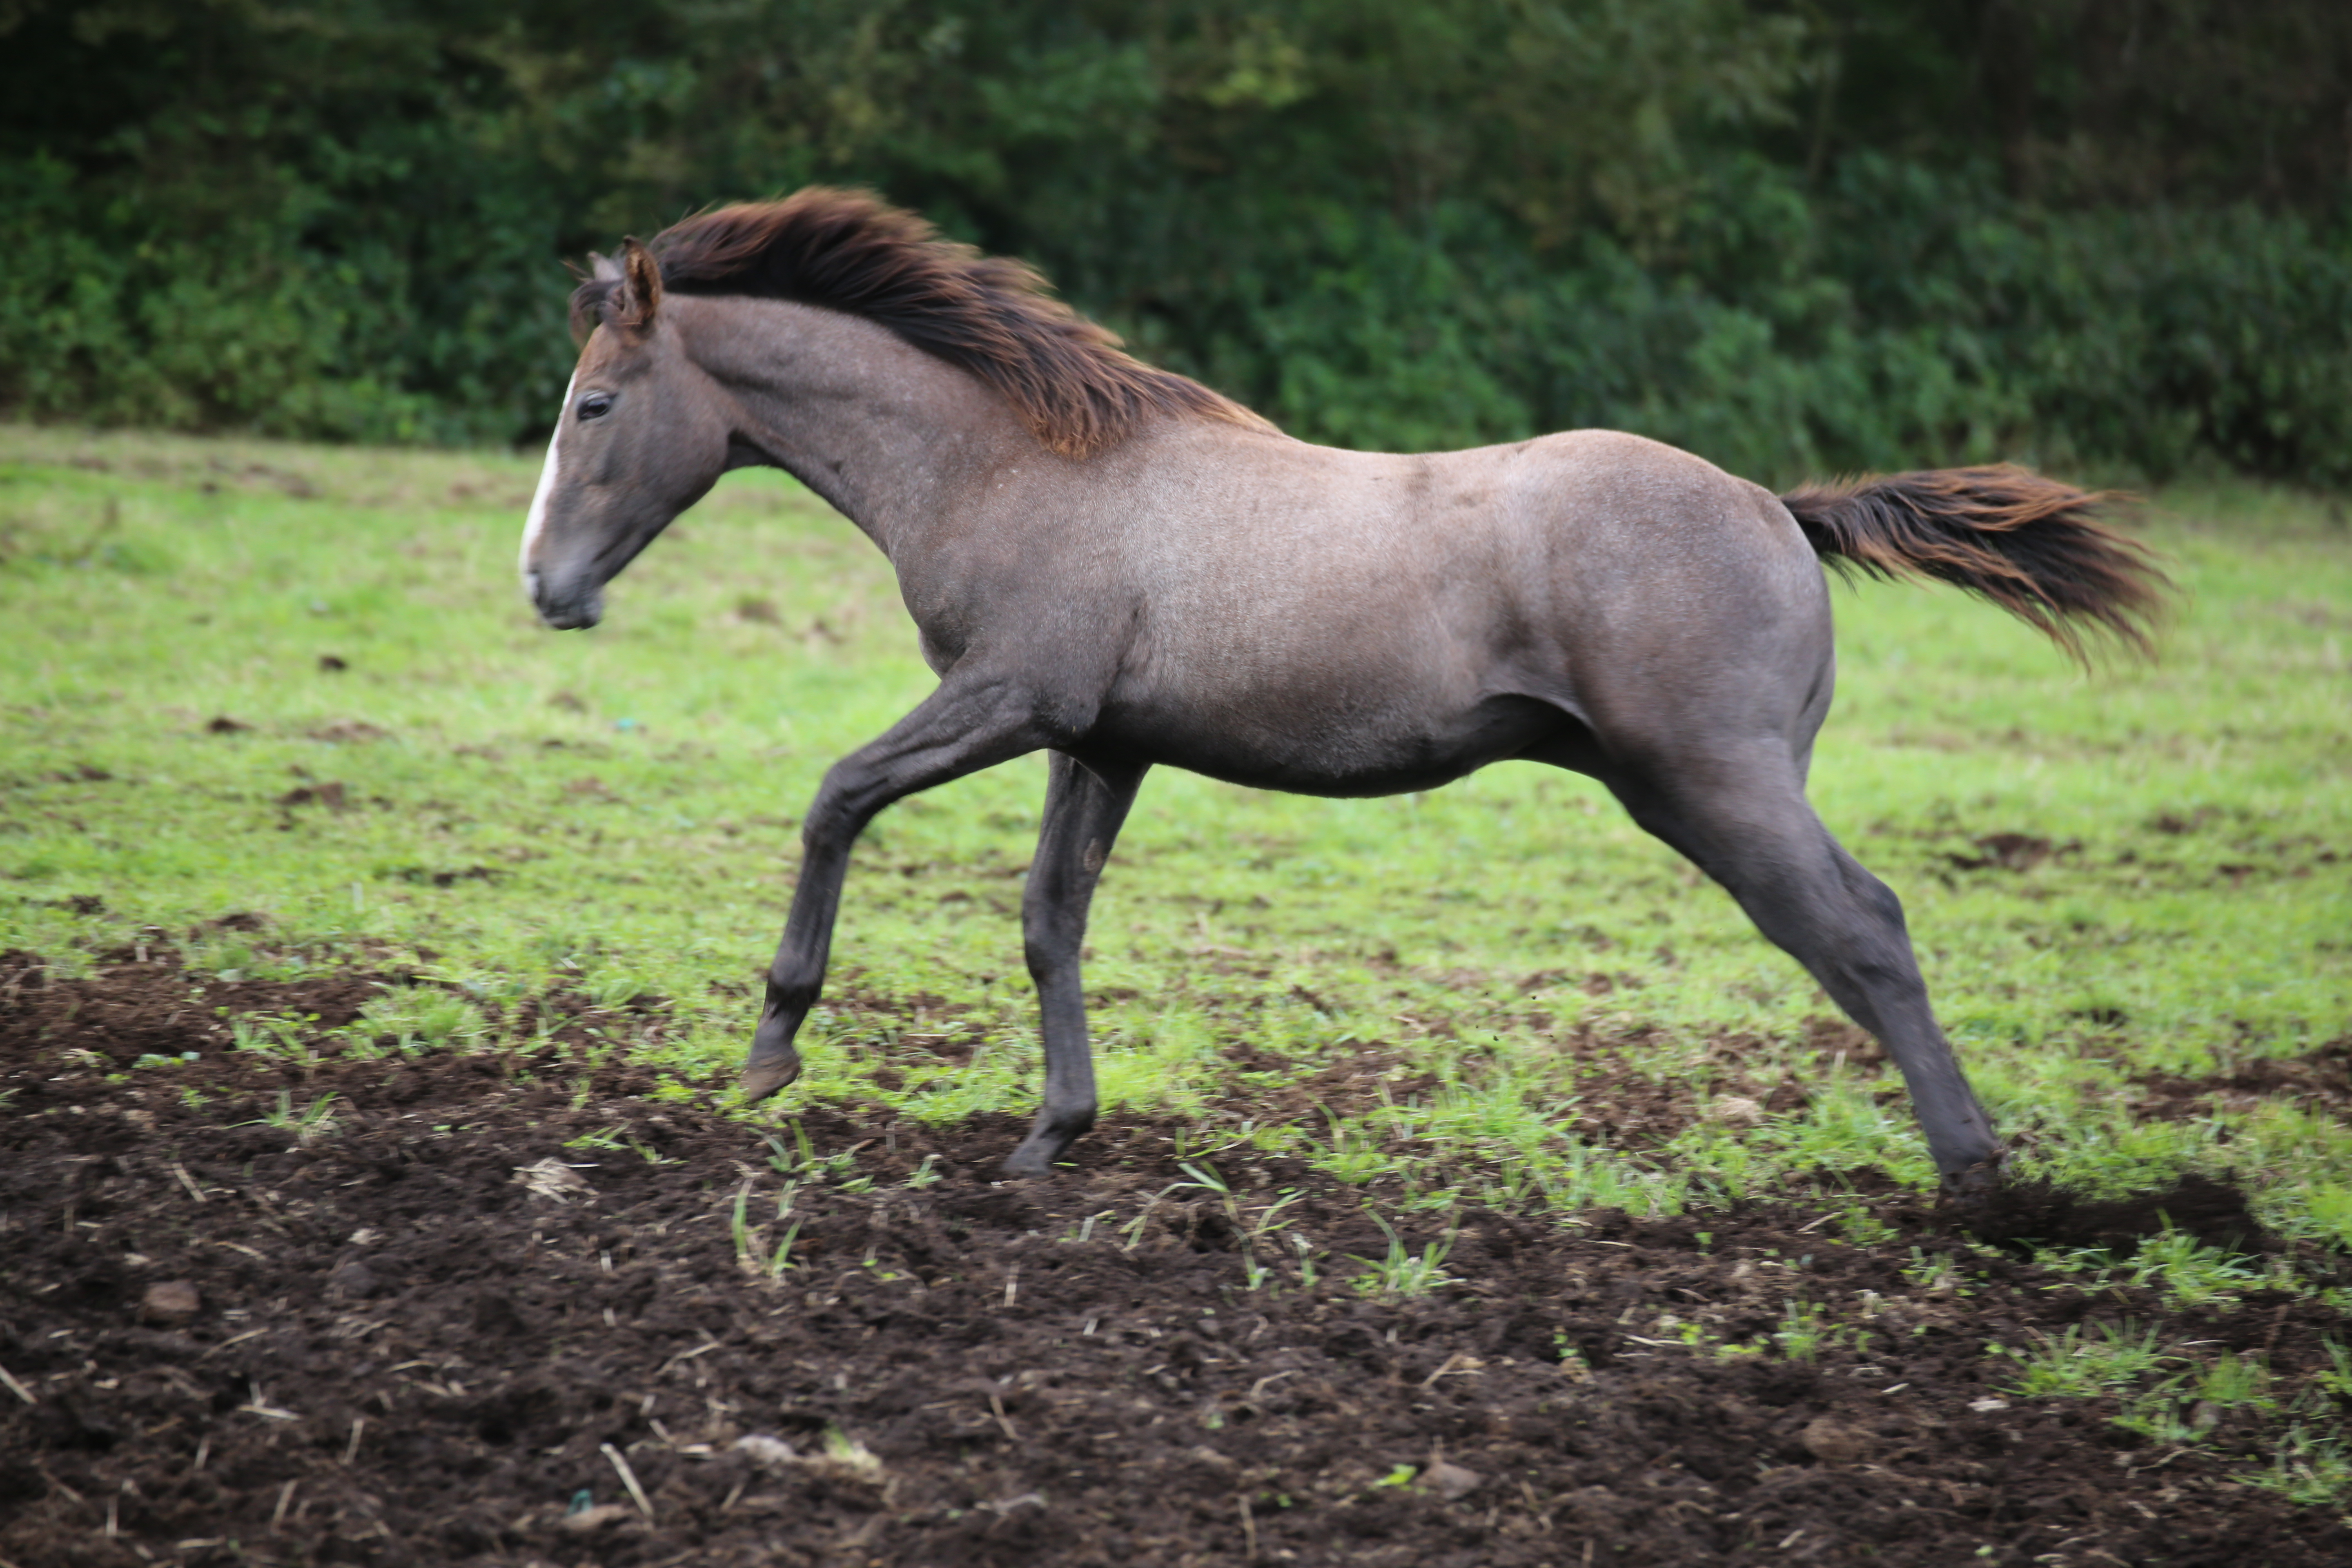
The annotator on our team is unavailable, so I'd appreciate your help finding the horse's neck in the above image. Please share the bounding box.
[676,297,1035,562]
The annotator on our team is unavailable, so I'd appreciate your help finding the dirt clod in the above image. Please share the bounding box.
[327,1261,380,1298]
[734,1434,797,1470]
[277,779,348,809]
[1707,1094,1766,1128]
[1421,1457,1484,1500]
[136,1280,201,1325]
[309,720,389,743]
[1798,1417,1874,1466]
[1962,1170,2266,1254]
[561,1503,637,1532]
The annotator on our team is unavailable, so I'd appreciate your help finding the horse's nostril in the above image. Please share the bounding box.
[528,577,604,631]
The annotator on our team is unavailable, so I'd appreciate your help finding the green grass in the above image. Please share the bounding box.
[1989,1320,2352,1493]
[4,424,2348,1238]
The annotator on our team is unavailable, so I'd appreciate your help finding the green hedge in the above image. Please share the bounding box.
[2,1,2347,486]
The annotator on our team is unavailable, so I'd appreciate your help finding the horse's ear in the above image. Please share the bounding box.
[589,252,622,283]
[615,237,663,329]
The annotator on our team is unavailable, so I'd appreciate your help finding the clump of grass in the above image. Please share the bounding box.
[2113,1352,2276,1445]
[1987,1316,2352,1502]
[1991,1322,2171,1398]
[228,1012,317,1060]
[762,1122,864,1184]
[2316,1337,2352,1401]
[1900,1246,1976,1296]
[1834,1204,1899,1247]
[2031,1227,2276,1311]
[1307,1114,1391,1186]
[2114,1229,2272,1309]
[2252,1425,2352,1508]
[1349,1214,1457,1298]
[728,1180,803,1278]
[1770,1301,1844,1362]
[1171,1160,1311,1292]
[586,971,650,1010]
[354,986,490,1054]
[246,1091,339,1145]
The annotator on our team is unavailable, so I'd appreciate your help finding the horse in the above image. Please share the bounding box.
[519,188,2169,1194]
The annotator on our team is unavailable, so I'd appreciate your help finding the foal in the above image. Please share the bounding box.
[520,190,2168,1192]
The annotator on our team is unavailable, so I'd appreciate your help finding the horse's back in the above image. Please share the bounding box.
[1147,423,1809,580]
[1229,425,1832,681]
[1078,424,1833,788]
[1125,420,1831,666]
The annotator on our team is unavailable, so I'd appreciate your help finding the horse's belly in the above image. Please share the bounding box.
[1089,688,1561,798]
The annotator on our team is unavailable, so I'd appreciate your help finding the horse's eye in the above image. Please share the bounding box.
[577,392,614,421]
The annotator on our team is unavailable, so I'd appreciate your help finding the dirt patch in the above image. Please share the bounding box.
[1943,832,2076,873]
[4,961,2352,1567]
[2132,1040,2352,1123]
[0,948,687,1076]
[1960,1172,2269,1256]
[0,949,391,1071]
[1214,1020,1845,1156]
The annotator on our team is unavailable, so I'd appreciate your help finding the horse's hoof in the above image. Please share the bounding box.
[1001,1145,1054,1179]
[739,1048,802,1102]
[1938,1154,2007,1206]
[1003,1130,1079,1178]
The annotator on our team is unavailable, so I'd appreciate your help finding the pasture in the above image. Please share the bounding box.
[3,423,2350,1566]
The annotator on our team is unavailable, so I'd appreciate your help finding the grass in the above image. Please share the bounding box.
[1348,1214,1461,1298]
[1987,1318,2352,1499]
[2,423,2348,1245]
[245,1089,339,1145]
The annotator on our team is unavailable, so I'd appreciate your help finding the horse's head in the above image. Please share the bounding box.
[521,240,732,630]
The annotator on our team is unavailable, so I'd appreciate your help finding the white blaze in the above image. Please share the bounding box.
[519,372,577,580]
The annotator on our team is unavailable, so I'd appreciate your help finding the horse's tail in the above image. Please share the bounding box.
[1778,463,2174,663]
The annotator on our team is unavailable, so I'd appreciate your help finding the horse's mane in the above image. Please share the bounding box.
[569,189,1276,459]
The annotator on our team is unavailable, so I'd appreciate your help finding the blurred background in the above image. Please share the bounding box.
[2,0,2346,486]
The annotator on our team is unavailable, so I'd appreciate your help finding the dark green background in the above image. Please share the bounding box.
[4,1,2348,485]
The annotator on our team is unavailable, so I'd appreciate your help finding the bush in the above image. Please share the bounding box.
[1,1,2345,485]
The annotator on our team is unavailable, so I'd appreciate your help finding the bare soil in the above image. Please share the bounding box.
[5,951,2350,1568]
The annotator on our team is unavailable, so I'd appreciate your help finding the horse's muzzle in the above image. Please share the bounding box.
[526,570,604,630]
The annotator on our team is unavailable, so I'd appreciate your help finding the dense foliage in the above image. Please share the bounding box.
[4,0,2349,483]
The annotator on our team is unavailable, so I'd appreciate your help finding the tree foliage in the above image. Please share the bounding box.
[2,0,2347,483]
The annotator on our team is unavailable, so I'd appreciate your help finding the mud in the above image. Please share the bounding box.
[5,954,2350,1567]
[1962,1173,2269,1258]
[2131,1041,2352,1124]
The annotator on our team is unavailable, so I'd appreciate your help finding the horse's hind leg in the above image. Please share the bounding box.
[1592,744,2004,1191]
[1004,752,1148,1177]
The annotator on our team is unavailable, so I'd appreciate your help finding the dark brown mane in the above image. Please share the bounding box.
[569,189,1276,459]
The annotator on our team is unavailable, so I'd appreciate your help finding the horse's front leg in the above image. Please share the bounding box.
[1004,753,1148,1177]
[742,675,1049,1101]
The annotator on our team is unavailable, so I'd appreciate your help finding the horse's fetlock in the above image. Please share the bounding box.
[764,978,820,1014]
